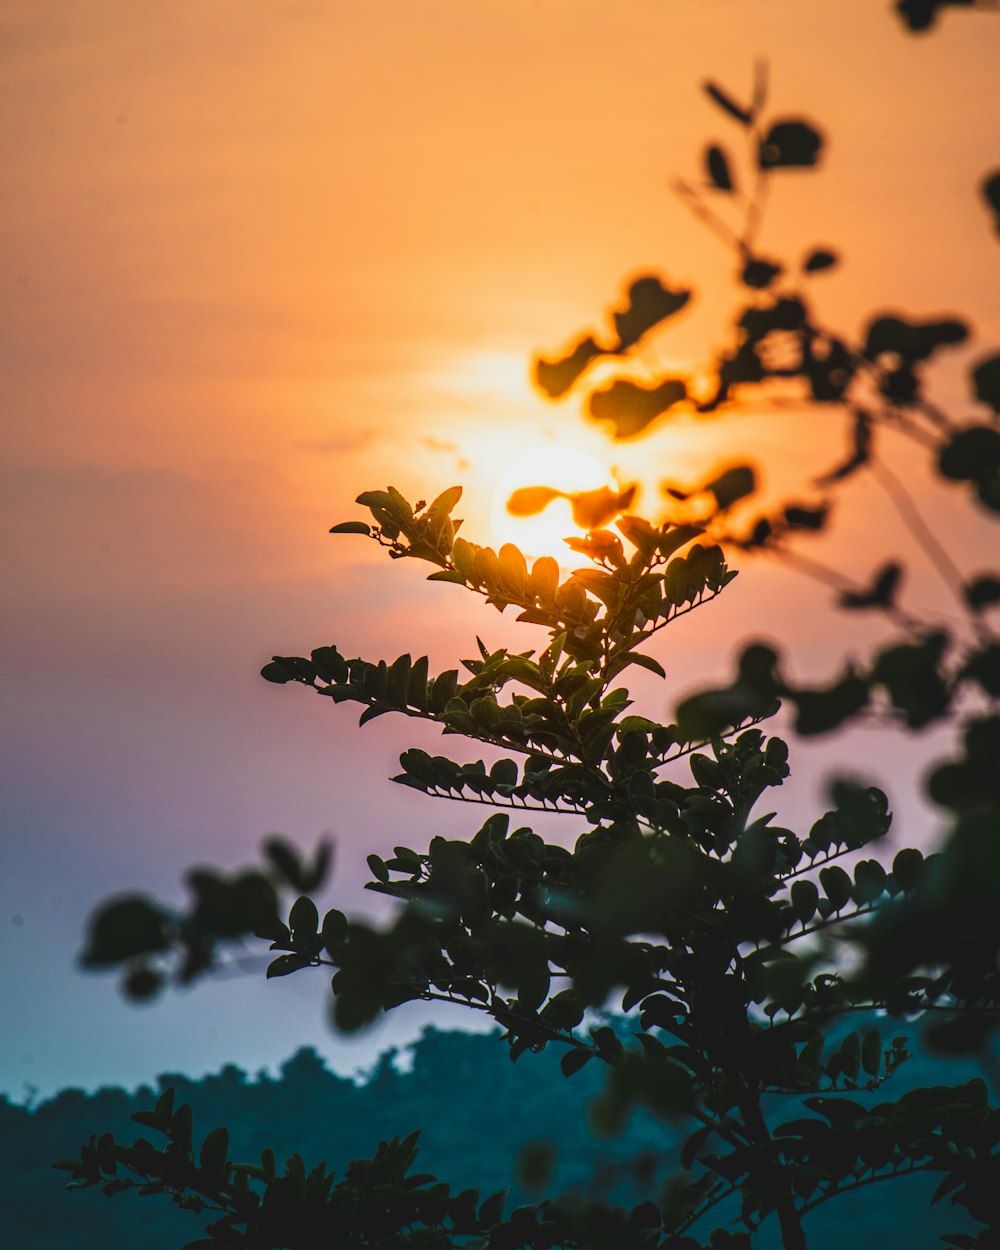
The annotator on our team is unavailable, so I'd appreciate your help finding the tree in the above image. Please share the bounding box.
[57,12,1000,1250]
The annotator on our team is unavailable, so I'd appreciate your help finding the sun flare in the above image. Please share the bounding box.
[489,445,618,564]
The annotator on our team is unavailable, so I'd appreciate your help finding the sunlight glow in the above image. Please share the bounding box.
[490,445,617,563]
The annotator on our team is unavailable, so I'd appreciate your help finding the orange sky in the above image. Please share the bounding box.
[2,0,998,1094]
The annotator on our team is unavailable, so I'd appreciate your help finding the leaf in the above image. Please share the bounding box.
[982,169,1000,236]
[199,1127,229,1177]
[612,276,691,351]
[706,465,755,509]
[803,247,839,273]
[839,563,902,611]
[506,485,560,517]
[560,1048,593,1077]
[266,953,312,978]
[741,258,782,289]
[964,574,1000,610]
[939,425,1000,481]
[790,879,819,925]
[861,1028,881,1077]
[628,652,667,679]
[705,145,734,191]
[819,865,852,910]
[289,895,319,937]
[589,378,687,440]
[427,484,462,519]
[367,854,390,884]
[702,79,752,125]
[971,352,1000,413]
[426,569,467,584]
[516,1140,554,1191]
[534,336,604,398]
[759,119,824,170]
[328,521,372,535]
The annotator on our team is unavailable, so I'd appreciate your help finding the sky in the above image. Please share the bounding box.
[2,0,998,1099]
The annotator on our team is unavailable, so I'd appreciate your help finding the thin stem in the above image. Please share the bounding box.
[867,458,968,604]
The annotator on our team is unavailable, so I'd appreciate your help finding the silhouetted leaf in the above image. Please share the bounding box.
[81,897,169,967]
[741,258,782,289]
[840,563,903,610]
[589,379,687,439]
[759,119,823,170]
[939,426,1000,480]
[783,504,828,531]
[534,336,604,398]
[506,486,560,517]
[516,1141,554,1191]
[706,465,755,510]
[865,314,968,362]
[803,247,838,273]
[705,144,735,191]
[612,276,691,351]
[964,574,1000,609]
[702,80,752,125]
[896,0,979,33]
[982,169,1000,236]
[329,521,372,535]
[971,353,1000,413]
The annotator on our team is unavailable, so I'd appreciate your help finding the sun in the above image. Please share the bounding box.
[489,444,618,564]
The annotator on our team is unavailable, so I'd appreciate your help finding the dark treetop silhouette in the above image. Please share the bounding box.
[60,19,1000,1250]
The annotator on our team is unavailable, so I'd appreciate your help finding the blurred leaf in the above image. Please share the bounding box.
[759,119,823,170]
[982,169,1000,236]
[707,465,756,509]
[803,247,839,273]
[741,258,782,289]
[971,353,1000,413]
[506,486,561,517]
[516,1140,554,1191]
[81,897,169,968]
[840,563,903,611]
[965,574,1000,610]
[702,79,752,125]
[705,144,735,191]
[612,276,691,351]
[939,425,1000,480]
[534,336,604,398]
[589,378,687,439]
